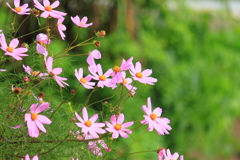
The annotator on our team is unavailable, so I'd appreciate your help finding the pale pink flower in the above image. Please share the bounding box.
[87,49,101,66]
[89,64,112,88]
[106,113,134,139]
[163,149,181,160]
[0,69,6,71]
[23,65,48,78]
[10,124,24,129]
[130,61,157,85]
[75,107,106,138]
[36,33,50,57]
[45,57,69,87]
[70,130,85,140]
[74,68,95,89]
[33,0,67,19]
[71,15,93,28]
[24,103,52,138]
[0,33,28,60]
[141,97,172,135]
[57,18,66,40]
[22,154,38,160]
[110,57,133,88]
[6,0,30,15]
[72,158,78,160]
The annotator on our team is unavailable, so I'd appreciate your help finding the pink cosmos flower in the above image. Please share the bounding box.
[45,57,69,87]
[36,33,50,57]
[0,69,6,71]
[0,33,28,60]
[158,148,166,160]
[22,154,38,160]
[141,97,172,135]
[87,49,101,66]
[89,64,112,88]
[130,61,157,85]
[72,158,79,160]
[57,18,66,40]
[75,107,106,138]
[74,68,95,89]
[163,149,183,160]
[71,15,93,28]
[24,103,52,138]
[6,0,30,15]
[106,113,134,139]
[23,65,48,78]
[110,57,133,88]
[33,0,67,19]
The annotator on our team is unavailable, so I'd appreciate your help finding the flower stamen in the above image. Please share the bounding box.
[114,124,122,130]
[84,120,92,127]
[31,113,38,120]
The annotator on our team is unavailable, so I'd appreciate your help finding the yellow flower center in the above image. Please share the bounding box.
[122,78,127,84]
[80,78,87,84]
[6,47,14,53]
[31,113,38,121]
[32,71,39,76]
[150,113,157,120]
[113,66,120,73]
[80,22,84,26]
[45,6,52,11]
[84,120,92,127]
[114,124,122,130]
[135,72,143,78]
[15,7,22,12]
[99,75,106,81]
[76,135,83,140]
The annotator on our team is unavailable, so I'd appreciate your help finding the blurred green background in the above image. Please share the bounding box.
[1,0,240,159]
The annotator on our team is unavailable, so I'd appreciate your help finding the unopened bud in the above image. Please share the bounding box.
[104,101,108,104]
[71,118,76,122]
[38,92,45,99]
[23,76,29,82]
[71,90,76,94]
[94,40,100,47]
[129,91,135,97]
[97,30,106,37]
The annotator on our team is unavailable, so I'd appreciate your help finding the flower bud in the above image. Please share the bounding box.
[94,40,100,47]
[97,30,106,37]
[23,76,29,82]
[71,90,76,93]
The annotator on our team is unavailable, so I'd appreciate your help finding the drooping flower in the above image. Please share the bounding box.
[86,49,101,66]
[0,33,28,60]
[89,64,112,88]
[130,61,157,85]
[23,65,48,78]
[106,113,134,139]
[141,97,172,135]
[74,68,95,89]
[36,33,50,57]
[158,148,166,160]
[75,107,106,138]
[109,57,133,88]
[33,0,67,19]
[22,154,38,160]
[45,57,69,87]
[71,15,93,28]
[6,0,30,15]
[24,103,52,138]
[57,18,66,40]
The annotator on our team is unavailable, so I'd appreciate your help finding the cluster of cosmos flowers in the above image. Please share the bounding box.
[1,0,184,159]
